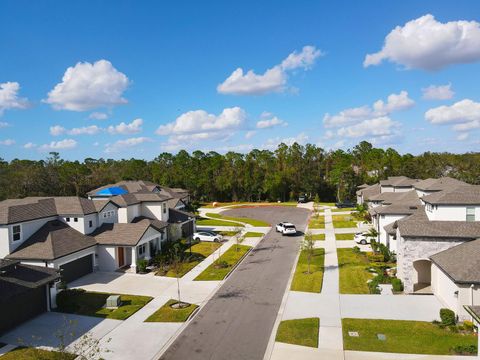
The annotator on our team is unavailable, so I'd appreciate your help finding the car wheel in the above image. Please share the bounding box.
[195,237,200,242]
[214,238,219,242]
[360,240,366,245]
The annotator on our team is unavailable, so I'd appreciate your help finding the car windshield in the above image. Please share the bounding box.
[285,225,295,229]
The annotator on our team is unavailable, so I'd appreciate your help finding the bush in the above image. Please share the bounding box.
[56,288,85,311]
[367,252,384,262]
[137,259,148,273]
[463,320,474,331]
[440,308,456,326]
[391,278,403,292]
[451,344,477,355]
[214,260,229,269]
[352,246,361,254]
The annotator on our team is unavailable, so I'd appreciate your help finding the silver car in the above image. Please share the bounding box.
[193,231,223,242]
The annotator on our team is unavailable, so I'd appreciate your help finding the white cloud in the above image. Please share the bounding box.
[39,139,77,151]
[23,142,36,149]
[262,132,309,150]
[457,132,469,141]
[45,60,129,111]
[0,82,30,115]
[422,84,454,100]
[50,125,66,136]
[324,130,335,139]
[50,125,101,136]
[245,130,256,139]
[324,91,414,128]
[107,118,143,135]
[157,107,245,136]
[0,139,15,146]
[256,112,288,129]
[425,99,480,124]
[337,117,400,138]
[105,137,152,153]
[0,121,10,128]
[373,91,415,115]
[217,46,322,95]
[364,14,480,70]
[88,112,109,120]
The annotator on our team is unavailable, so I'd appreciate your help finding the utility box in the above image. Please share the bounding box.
[106,295,121,309]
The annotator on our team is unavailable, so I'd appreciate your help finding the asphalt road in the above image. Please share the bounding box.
[160,206,310,360]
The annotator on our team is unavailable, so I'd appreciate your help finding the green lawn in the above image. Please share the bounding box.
[337,248,373,294]
[343,318,478,355]
[1,348,76,360]
[202,201,297,209]
[195,244,251,280]
[56,289,152,320]
[308,215,325,229]
[291,248,325,293]
[276,318,320,348]
[165,241,222,277]
[332,214,357,228]
[207,212,270,227]
[311,233,325,240]
[196,217,244,227]
[315,202,336,206]
[244,231,264,237]
[332,207,355,212]
[335,233,355,240]
[145,299,198,322]
[216,230,239,237]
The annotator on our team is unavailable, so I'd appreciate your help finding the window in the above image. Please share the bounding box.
[89,220,93,228]
[74,217,78,222]
[138,244,146,256]
[12,225,21,241]
[162,203,167,214]
[65,217,70,222]
[466,207,475,222]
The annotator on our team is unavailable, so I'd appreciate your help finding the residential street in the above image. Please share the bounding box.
[160,206,310,360]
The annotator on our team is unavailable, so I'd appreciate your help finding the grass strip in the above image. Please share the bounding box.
[145,299,198,322]
[207,212,270,227]
[290,248,324,293]
[276,318,320,348]
[194,244,251,281]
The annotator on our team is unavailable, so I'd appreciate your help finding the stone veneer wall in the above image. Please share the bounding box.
[396,234,467,293]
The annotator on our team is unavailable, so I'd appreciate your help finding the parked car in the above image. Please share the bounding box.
[193,231,223,242]
[354,232,370,245]
[335,201,355,208]
[298,195,308,203]
[276,222,297,236]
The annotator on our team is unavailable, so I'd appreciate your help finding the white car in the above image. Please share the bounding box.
[193,231,223,242]
[354,232,370,245]
[276,222,297,236]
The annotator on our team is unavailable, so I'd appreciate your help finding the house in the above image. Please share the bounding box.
[413,177,467,198]
[0,181,195,281]
[430,238,480,321]
[379,176,419,193]
[0,259,60,334]
[356,183,381,204]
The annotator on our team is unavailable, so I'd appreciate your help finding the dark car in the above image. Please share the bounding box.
[335,201,355,208]
[298,195,308,203]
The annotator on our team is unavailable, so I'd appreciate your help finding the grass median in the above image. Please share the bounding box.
[308,215,325,229]
[244,231,264,237]
[290,248,325,293]
[342,318,478,355]
[145,299,198,322]
[207,212,270,227]
[196,217,244,227]
[337,248,373,294]
[194,244,251,281]
[1,348,76,360]
[335,233,355,240]
[332,214,357,228]
[56,289,152,320]
[276,318,320,348]
[164,241,222,277]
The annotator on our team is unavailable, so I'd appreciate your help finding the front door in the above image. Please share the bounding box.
[118,247,125,267]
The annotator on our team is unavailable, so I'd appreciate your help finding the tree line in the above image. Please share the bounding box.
[0,141,479,203]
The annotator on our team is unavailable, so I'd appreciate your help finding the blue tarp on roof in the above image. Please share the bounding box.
[96,186,128,196]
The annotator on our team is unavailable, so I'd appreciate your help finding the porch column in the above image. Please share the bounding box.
[131,246,137,270]
[145,241,151,260]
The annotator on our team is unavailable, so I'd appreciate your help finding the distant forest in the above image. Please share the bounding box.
[1,141,479,203]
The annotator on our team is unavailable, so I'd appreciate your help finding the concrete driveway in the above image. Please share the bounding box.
[160,206,310,360]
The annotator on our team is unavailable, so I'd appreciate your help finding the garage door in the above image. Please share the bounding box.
[60,254,93,283]
[0,285,47,335]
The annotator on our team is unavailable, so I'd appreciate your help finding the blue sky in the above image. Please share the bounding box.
[0,0,479,160]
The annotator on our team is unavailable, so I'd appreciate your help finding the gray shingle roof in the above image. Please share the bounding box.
[464,306,480,323]
[430,238,480,284]
[384,222,396,235]
[0,197,100,225]
[380,176,419,187]
[168,208,194,224]
[414,177,467,192]
[93,219,164,246]
[356,183,381,199]
[421,185,480,205]
[110,192,171,207]
[397,217,480,239]
[368,190,419,205]
[7,220,97,261]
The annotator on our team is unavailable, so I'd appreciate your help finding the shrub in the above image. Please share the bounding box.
[463,320,474,331]
[352,246,361,254]
[451,344,477,355]
[391,278,404,292]
[214,260,229,269]
[137,259,148,273]
[440,308,456,326]
[367,252,384,262]
[56,288,85,311]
